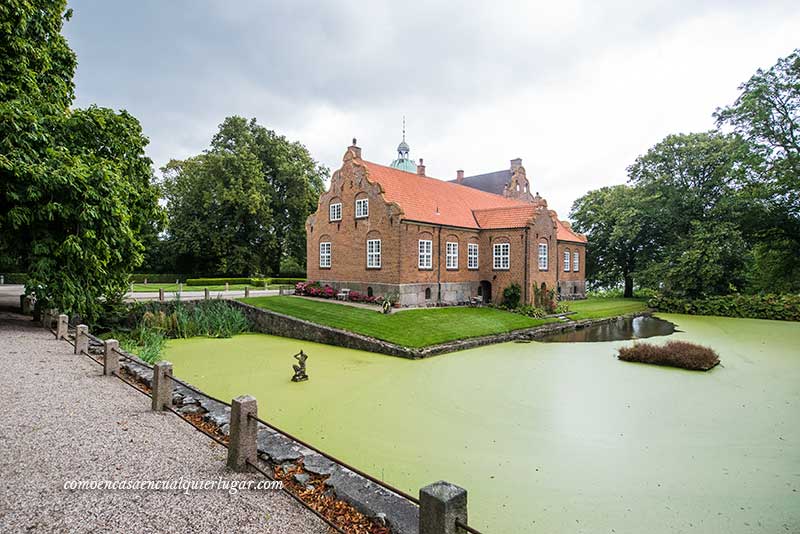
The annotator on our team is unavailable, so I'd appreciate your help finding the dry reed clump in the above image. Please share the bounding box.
[617,340,720,371]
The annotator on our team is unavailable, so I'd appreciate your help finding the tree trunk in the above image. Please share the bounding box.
[624,275,634,298]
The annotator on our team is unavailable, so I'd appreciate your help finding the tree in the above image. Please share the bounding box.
[715,49,800,292]
[570,185,654,297]
[162,118,272,275]
[160,117,326,276]
[0,2,162,321]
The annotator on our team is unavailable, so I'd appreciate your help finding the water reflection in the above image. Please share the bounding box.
[538,316,677,343]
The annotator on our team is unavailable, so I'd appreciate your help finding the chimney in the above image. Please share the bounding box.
[510,158,522,170]
[456,169,464,183]
[350,137,361,159]
[417,158,426,176]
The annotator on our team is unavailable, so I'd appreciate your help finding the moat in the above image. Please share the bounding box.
[164,314,800,533]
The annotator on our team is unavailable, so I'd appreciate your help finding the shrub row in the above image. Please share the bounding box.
[0,272,27,284]
[648,293,800,322]
[185,277,307,287]
[295,281,384,304]
[186,277,252,286]
[130,273,187,283]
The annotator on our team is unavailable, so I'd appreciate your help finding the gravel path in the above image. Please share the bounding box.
[0,311,329,534]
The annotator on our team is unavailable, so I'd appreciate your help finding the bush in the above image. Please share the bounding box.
[130,273,188,283]
[502,283,522,309]
[516,305,546,318]
[185,277,253,286]
[648,293,800,321]
[617,340,720,371]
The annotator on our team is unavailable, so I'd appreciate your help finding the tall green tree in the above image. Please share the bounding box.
[570,185,654,297]
[160,117,326,276]
[0,1,162,321]
[162,118,272,275]
[715,49,800,292]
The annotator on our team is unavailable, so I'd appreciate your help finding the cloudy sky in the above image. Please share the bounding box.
[64,0,799,217]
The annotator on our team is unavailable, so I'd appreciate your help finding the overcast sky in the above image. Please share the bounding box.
[64,0,799,218]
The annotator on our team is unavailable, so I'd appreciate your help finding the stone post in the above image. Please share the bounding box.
[159,287,165,302]
[1,275,4,284]
[75,324,89,355]
[204,287,210,300]
[244,286,250,298]
[151,361,173,411]
[22,295,34,314]
[179,283,183,294]
[227,395,258,471]
[56,314,68,340]
[41,309,51,329]
[419,481,468,534]
[225,282,229,291]
[104,339,119,376]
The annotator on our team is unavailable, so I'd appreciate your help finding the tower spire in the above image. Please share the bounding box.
[390,116,415,173]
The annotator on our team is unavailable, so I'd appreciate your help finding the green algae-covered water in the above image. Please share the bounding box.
[164,314,800,533]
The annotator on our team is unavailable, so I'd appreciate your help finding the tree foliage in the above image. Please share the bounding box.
[159,117,326,276]
[571,47,799,299]
[0,1,162,321]
[715,48,800,291]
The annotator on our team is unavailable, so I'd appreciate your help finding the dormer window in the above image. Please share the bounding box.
[355,198,369,219]
[329,202,342,221]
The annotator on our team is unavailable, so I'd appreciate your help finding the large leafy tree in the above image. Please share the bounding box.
[160,116,326,276]
[570,185,654,297]
[715,49,800,292]
[162,118,272,275]
[0,1,162,321]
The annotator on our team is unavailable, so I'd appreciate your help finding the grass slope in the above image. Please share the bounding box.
[569,297,648,321]
[239,296,552,348]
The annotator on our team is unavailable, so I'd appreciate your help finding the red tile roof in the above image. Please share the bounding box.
[360,159,586,241]
[362,161,528,229]
[556,218,587,243]
[473,205,539,229]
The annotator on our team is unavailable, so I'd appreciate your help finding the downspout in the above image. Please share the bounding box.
[437,227,442,303]
[524,226,529,305]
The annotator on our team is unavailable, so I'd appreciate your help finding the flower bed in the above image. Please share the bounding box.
[295,281,385,305]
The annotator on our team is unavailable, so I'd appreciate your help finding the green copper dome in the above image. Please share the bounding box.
[390,157,417,173]
[390,119,415,173]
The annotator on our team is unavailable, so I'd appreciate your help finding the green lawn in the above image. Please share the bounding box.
[568,297,649,321]
[239,296,554,348]
[130,283,285,293]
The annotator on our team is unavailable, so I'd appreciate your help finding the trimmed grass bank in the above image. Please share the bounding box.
[568,297,648,320]
[239,296,552,348]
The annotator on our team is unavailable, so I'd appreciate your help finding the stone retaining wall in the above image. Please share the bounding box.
[226,299,652,359]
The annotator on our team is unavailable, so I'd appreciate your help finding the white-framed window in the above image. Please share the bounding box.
[493,243,510,270]
[418,240,432,269]
[355,198,369,218]
[329,202,342,221]
[319,242,331,268]
[538,242,548,270]
[366,239,381,268]
[467,243,479,270]
[564,250,571,272]
[573,250,579,272]
[446,242,458,270]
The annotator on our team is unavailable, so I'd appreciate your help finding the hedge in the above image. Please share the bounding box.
[185,277,307,287]
[0,272,27,284]
[185,278,253,286]
[130,273,188,283]
[648,293,800,322]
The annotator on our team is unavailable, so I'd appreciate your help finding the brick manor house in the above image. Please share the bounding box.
[305,135,587,307]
